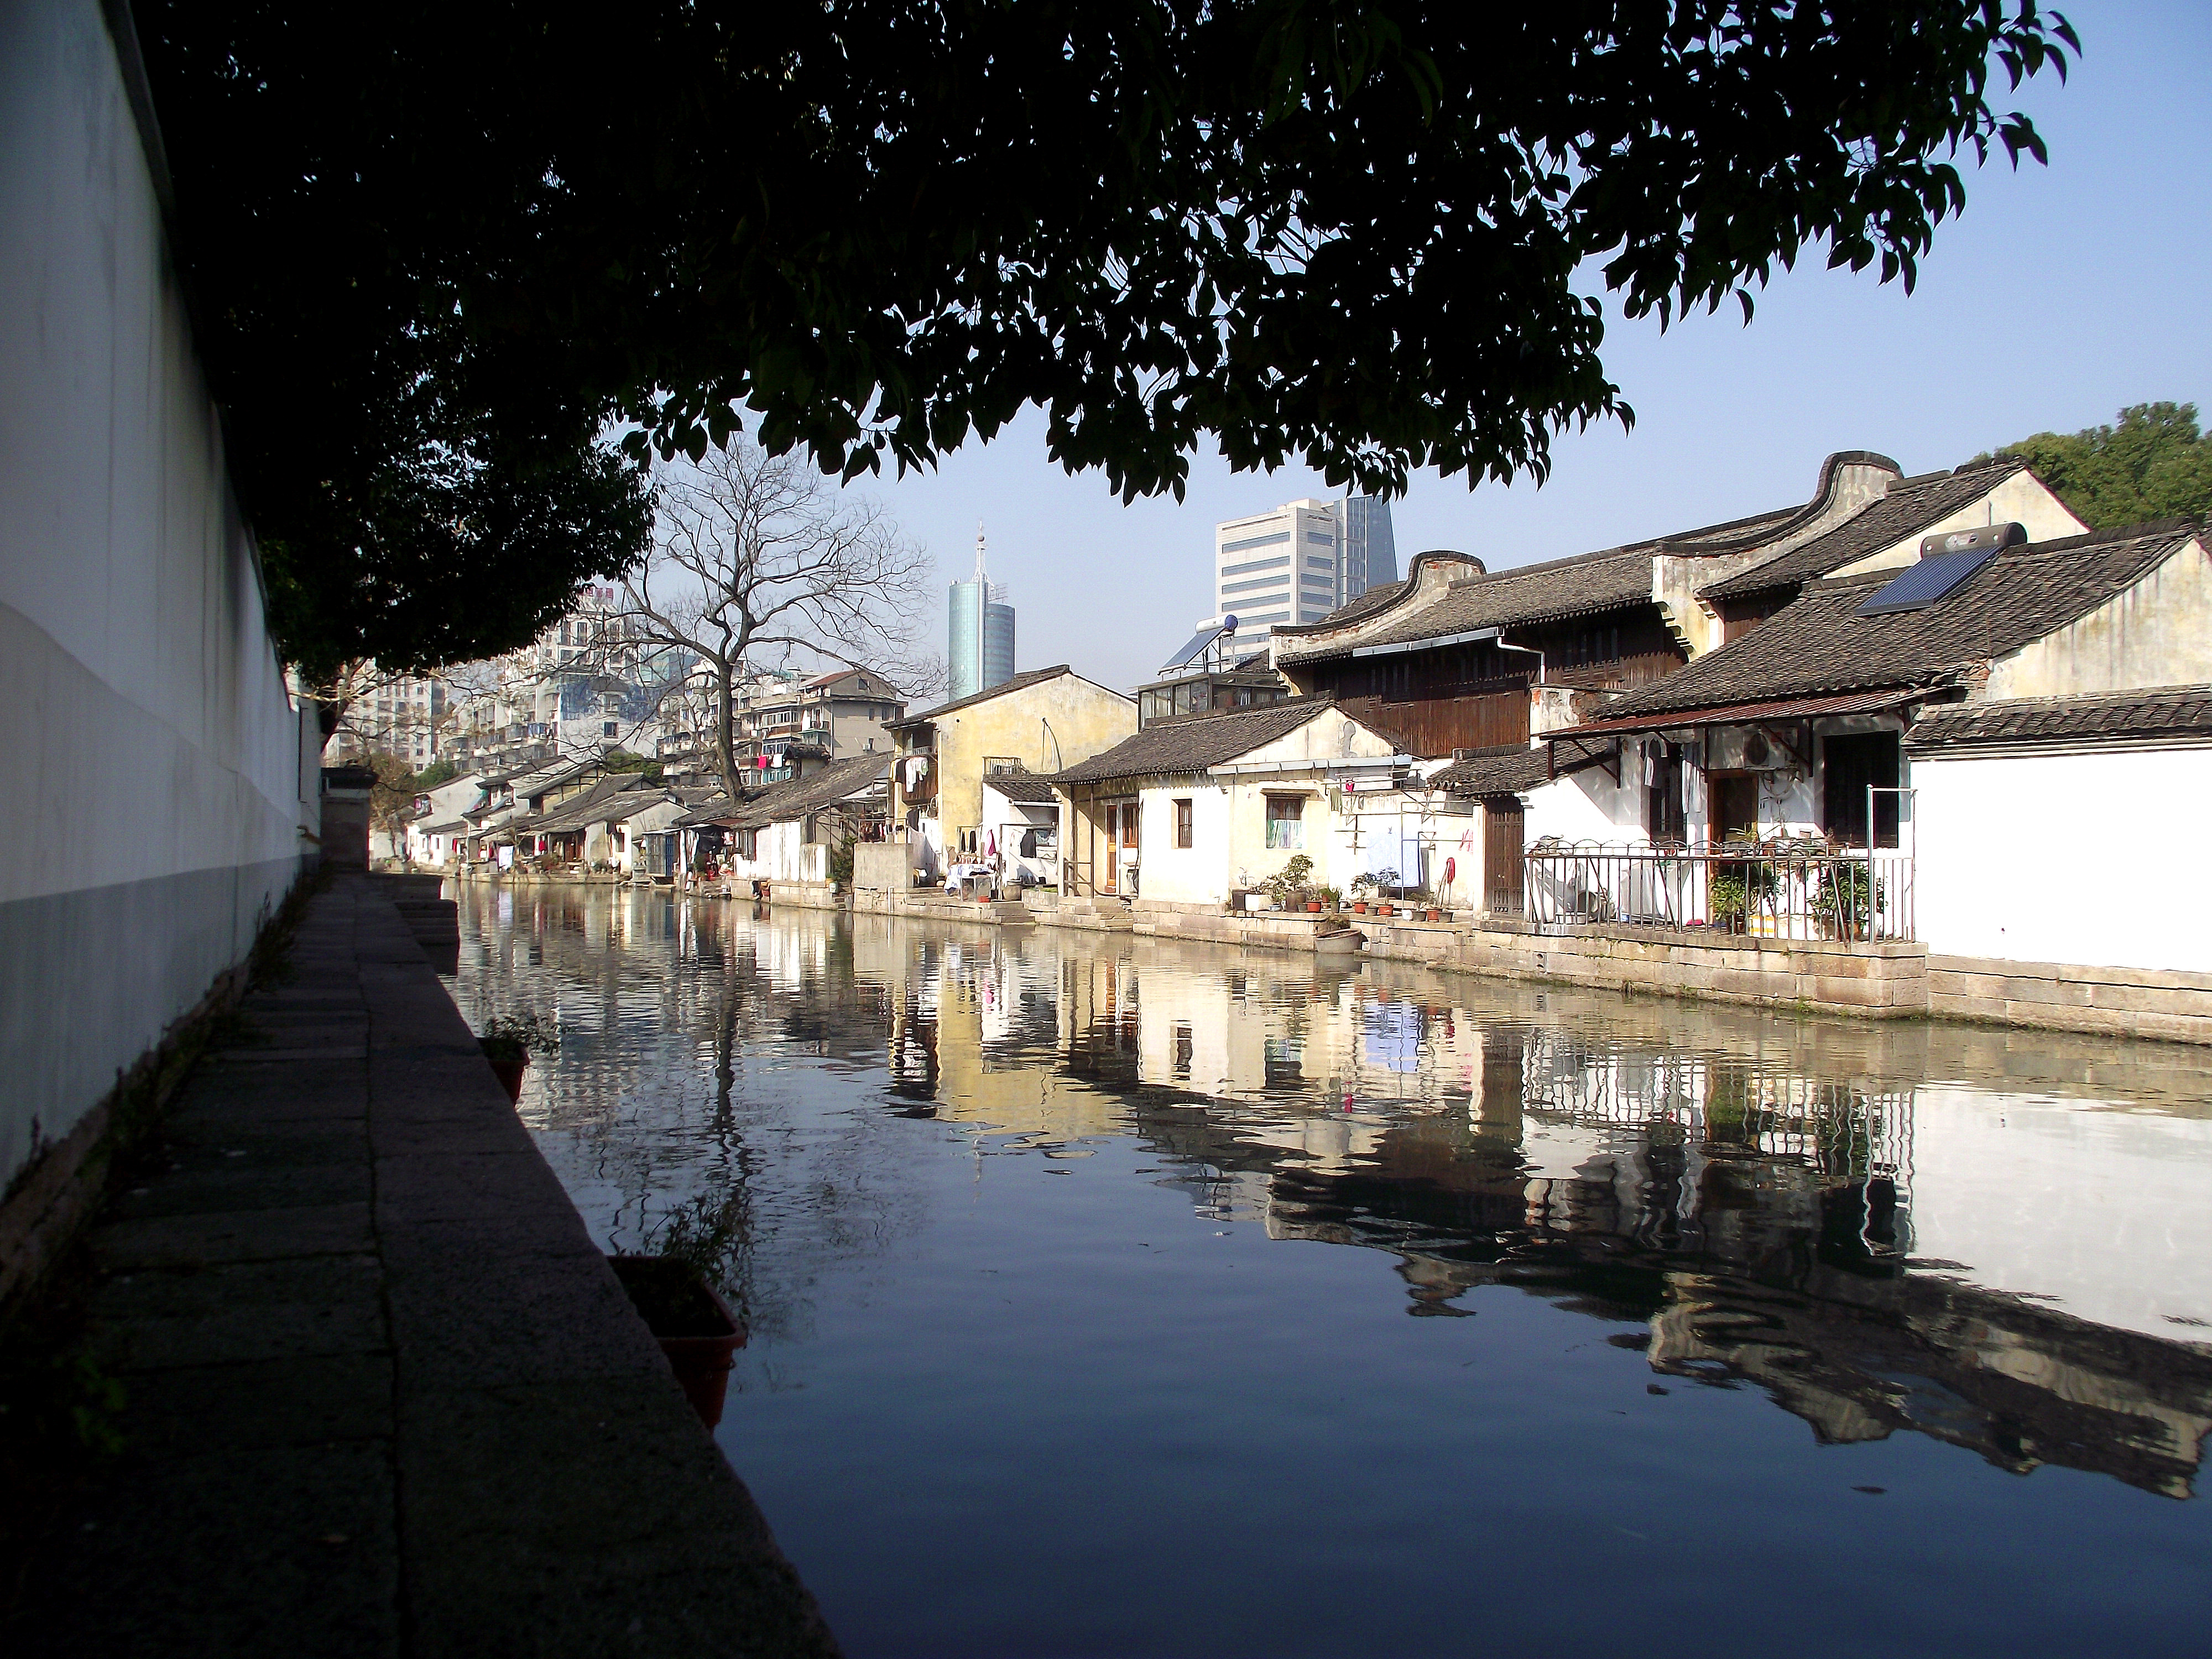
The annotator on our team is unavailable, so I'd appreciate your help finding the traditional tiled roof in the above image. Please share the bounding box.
[1428,746,1553,797]
[1055,700,1348,785]
[1304,575,1414,630]
[1700,458,2032,602]
[885,665,1111,728]
[1276,547,1656,664]
[982,770,1060,804]
[1592,524,2201,722]
[525,774,661,836]
[1277,451,1907,661]
[1905,685,2212,754]
[686,753,893,830]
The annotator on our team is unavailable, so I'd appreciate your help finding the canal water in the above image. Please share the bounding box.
[446,884,2212,1658]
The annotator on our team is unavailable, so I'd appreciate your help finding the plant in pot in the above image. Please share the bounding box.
[1366,867,1400,917]
[477,1010,557,1103]
[607,1254,748,1429]
[619,1191,754,1428]
[1349,874,1373,914]
[1262,854,1315,914]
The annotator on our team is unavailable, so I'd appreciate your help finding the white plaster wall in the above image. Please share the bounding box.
[1524,769,1641,846]
[1,0,314,1188]
[1914,747,2212,971]
[1985,540,2212,700]
[614,799,684,874]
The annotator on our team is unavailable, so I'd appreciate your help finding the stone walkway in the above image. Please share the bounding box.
[7,877,839,1657]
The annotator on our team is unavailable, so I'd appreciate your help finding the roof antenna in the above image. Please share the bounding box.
[975,521,988,584]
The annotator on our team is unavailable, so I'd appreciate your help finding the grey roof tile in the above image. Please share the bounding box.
[1700,459,2030,601]
[1427,747,1553,797]
[1597,524,2201,721]
[1905,685,2212,753]
[983,770,1060,804]
[1055,700,1347,785]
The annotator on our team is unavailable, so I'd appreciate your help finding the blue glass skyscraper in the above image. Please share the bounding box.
[947,524,1016,700]
[1342,495,1399,598]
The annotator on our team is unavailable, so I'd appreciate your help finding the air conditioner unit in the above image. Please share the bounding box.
[1708,727,1793,771]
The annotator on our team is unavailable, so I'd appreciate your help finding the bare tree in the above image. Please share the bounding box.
[619,441,935,800]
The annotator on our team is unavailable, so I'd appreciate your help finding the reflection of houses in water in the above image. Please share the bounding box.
[1516,1025,1915,1271]
[1059,988,2212,1500]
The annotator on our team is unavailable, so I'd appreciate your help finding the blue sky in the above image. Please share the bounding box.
[855,1,2212,695]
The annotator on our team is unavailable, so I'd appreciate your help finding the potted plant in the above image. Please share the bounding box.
[607,1254,748,1428]
[1261,854,1314,914]
[477,1010,557,1103]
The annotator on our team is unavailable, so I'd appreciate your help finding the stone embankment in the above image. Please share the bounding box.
[5,876,838,1657]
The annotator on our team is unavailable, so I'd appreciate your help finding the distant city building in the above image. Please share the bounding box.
[452,586,695,769]
[1209,495,1395,649]
[1341,494,1399,598]
[947,524,1016,701]
[1212,498,1342,646]
[322,670,449,769]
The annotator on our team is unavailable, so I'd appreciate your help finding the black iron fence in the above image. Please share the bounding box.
[1525,838,1916,943]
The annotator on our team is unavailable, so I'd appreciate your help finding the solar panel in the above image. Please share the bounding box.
[1855,545,2002,616]
[1161,622,1227,671]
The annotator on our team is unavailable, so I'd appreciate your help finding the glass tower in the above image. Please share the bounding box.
[947,524,1016,700]
[1342,495,1399,598]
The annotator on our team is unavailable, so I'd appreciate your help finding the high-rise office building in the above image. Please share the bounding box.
[1341,494,1399,597]
[947,524,1016,701]
[1211,494,1397,647]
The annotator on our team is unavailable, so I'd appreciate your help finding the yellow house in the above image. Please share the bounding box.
[886,665,1136,881]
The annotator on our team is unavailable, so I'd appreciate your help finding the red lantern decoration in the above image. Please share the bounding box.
[1443,857,1456,886]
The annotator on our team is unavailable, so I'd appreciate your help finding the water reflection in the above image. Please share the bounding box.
[447,885,2212,1511]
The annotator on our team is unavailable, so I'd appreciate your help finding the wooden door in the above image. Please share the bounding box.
[1711,773,1759,845]
[1483,800,1524,915]
[1099,804,1119,893]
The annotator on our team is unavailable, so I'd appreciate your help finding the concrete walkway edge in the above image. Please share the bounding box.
[8,876,841,1656]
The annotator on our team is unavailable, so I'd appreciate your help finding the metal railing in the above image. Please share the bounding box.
[1525,837,1915,942]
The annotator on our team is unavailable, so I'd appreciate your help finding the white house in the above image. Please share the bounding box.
[682,753,892,894]
[980,771,1061,888]
[1522,521,2212,954]
[404,771,491,865]
[1907,686,2212,972]
[1054,700,1406,911]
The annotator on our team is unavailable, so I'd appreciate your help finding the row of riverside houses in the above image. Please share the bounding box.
[397,446,2211,1040]
[939,448,2208,1042]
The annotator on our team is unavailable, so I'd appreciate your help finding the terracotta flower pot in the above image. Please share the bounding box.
[479,1043,528,1103]
[1353,902,1368,914]
[608,1255,748,1430]
[1307,901,1323,913]
[1378,905,1394,917]
[1426,908,1442,922]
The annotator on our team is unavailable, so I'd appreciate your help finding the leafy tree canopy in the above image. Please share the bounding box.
[141,2,2077,677]
[1995,403,2212,529]
[599,750,665,782]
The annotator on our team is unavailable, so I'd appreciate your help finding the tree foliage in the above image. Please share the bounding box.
[1996,403,2212,529]
[140,2,2077,671]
